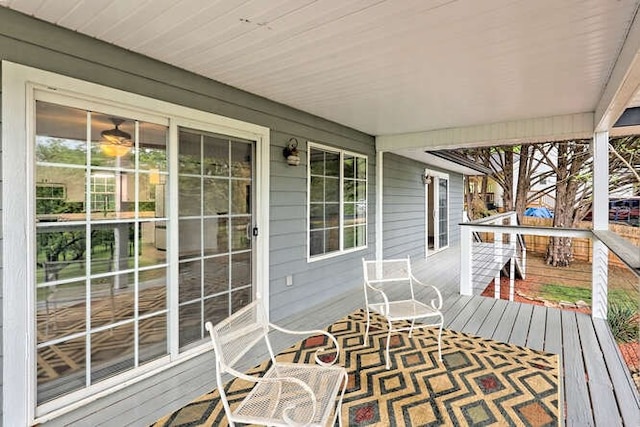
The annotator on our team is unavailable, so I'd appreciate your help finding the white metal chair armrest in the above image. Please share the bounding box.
[411,274,443,310]
[269,323,341,366]
[363,282,391,316]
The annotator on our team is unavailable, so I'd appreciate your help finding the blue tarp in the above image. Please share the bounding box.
[524,206,553,218]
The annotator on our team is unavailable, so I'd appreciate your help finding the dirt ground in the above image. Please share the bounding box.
[481,254,639,386]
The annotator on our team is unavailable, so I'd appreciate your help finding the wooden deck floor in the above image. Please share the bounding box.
[45,246,639,426]
[274,247,640,426]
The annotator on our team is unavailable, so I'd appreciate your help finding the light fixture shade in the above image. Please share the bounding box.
[101,118,132,157]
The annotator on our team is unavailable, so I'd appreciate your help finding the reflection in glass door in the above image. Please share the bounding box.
[425,171,449,256]
[177,128,254,350]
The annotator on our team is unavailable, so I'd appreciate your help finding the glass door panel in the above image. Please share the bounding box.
[177,129,254,350]
[438,178,449,249]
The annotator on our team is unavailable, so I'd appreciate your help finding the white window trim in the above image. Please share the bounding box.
[2,61,270,425]
[307,141,368,263]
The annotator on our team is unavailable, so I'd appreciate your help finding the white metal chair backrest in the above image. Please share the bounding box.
[206,300,271,373]
[362,258,412,285]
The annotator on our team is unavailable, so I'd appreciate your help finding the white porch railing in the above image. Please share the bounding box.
[460,212,611,319]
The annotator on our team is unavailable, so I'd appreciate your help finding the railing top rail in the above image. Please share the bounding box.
[465,211,517,225]
[459,222,594,239]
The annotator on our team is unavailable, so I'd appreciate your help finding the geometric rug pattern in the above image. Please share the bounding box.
[153,309,561,426]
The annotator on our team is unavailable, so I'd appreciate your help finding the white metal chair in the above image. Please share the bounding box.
[362,257,444,369]
[205,300,348,427]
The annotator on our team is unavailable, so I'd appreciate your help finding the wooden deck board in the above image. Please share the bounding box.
[446,295,486,331]
[509,302,534,347]
[459,297,496,335]
[575,314,620,426]
[544,308,563,355]
[476,298,509,338]
[526,305,547,351]
[561,310,594,426]
[492,302,519,343]
[592,319,640,424]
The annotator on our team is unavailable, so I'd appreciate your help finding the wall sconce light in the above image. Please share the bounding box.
[283,137,301,166]
[422,174,432,185]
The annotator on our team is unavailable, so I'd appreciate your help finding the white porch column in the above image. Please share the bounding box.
[376,151,384,261]
[460,225,472,295]
[592,131,609,319]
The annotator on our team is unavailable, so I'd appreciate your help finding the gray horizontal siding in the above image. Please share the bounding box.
[0,8,374,427]
[382,153,463,259]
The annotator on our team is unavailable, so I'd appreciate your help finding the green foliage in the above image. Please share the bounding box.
[540,283,636,307]
[608,303,639,343]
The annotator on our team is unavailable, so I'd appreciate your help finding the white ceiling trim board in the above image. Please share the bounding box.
[376,112,595,152]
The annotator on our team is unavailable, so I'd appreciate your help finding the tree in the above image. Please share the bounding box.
[452,135,640,267]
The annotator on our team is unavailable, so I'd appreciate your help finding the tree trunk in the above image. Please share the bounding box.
[502,147,514,211]
[545,236,573,267]
[514,144,532,222]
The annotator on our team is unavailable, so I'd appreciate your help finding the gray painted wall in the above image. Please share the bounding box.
[0,7,376,426]
[382,153,463,260]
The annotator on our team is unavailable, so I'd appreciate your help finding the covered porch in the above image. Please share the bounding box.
[51,246,639,426]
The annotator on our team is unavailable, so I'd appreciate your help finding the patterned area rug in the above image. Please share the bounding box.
[154,309,560,426]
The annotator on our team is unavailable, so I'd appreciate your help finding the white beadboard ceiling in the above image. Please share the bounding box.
[3,0,640,139]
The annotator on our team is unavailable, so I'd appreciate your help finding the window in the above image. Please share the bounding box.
[2,62,270,424]
[308,143,367,259]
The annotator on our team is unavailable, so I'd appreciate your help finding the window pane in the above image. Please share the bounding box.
[231,217,251,251]
[325,228,340,253]
[204,256,229,296]
[203,135,229,177]
[37,280,86,342]
[231,252,251,289]
[231,180,251,214]
[179,260,201,303]
[203,178,229,215]
[91,113,135,168]
[179,219,201,259]
[91,323,135,383]
[36,102,88,166]
[343,156,355,178]
[326,203,339,226]
[310,204,324,229]
[36,228,87,284]
[139,172,167,220]
[204,294,229,327]
[231,141,252,178]
[37,336,86,404]
[231,287,252,313]
[344,180,355,202]
[325,152,340,177]
[357,157,367,179]
[309,230,324,256]
[310,176,324,202]
[140,221,167,266]
[310,149,324,175]
[36,166,85,219]
[179,176,201,216]
[325,177,340,202]
[356,225,367,247]
[344,203,355,222]
[91,272,135,328]
[90,224,134,274]
[139,314,168,364]
[204,217,229,256]
[139,267,167,315]
[139,122,168,172]
[178,131,201,174]
[179,301,202,349]
[344,226,355,249]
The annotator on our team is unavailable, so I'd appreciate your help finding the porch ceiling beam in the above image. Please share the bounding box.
[595,5,640,132]
[376,113,594,152]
